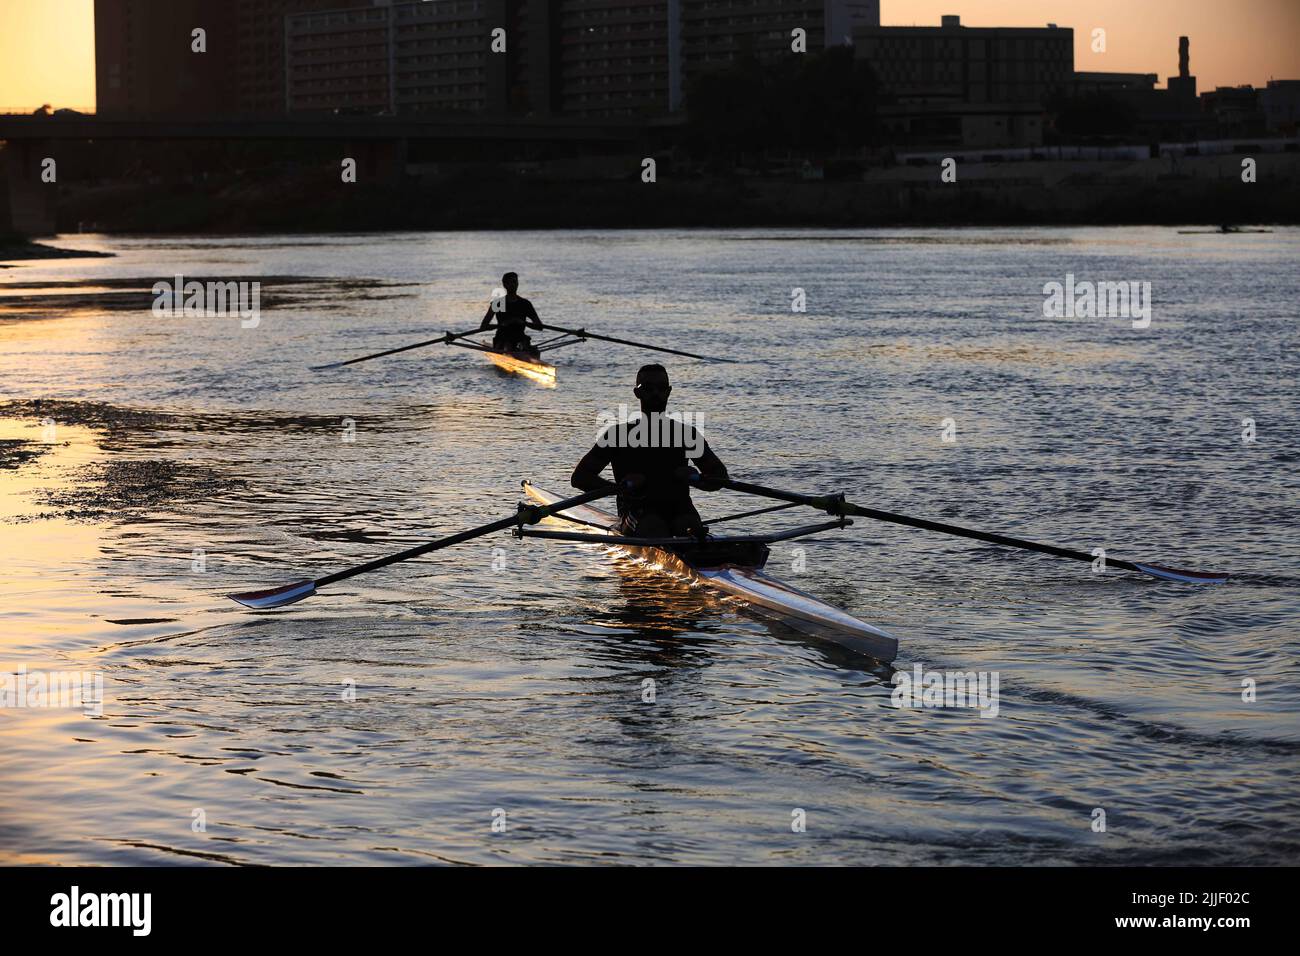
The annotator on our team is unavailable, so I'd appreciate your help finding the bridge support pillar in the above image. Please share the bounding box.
[1,140,58,237]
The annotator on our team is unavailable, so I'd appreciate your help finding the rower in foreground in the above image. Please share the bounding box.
[480,271,544,356]
[571,364,727,538]
[233,350,1226,658]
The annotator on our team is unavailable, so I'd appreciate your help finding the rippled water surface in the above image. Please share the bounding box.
[2,228,1298,865]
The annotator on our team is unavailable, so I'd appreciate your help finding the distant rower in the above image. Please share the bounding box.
[571,364,728,538]
[481,272,543,355]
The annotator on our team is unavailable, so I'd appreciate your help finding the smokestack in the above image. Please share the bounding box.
[1179,36,1189,78]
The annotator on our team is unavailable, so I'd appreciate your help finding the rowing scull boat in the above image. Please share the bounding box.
[522,480,898,661]
[228,476,1226,666]
[454,337,564,385]
[310,324,736,380]
[484,348,556,383]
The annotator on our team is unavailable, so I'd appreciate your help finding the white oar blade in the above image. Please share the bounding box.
[229,580,317,609]
[1132,562,1228,585]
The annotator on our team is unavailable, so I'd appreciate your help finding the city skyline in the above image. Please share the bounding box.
[1,0,1298,112]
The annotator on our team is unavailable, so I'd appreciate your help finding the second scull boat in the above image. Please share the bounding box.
[310,323,736,381]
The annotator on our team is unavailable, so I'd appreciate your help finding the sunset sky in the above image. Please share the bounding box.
[0,0,1297,111]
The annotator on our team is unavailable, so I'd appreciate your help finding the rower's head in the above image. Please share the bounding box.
[633,364,672,413]
[501,272,519,294]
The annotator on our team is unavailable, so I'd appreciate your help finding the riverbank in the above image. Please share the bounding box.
[0,236,113,266]
[43,151,1300,234]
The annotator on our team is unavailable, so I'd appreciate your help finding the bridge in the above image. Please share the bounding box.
[0,112,663,236]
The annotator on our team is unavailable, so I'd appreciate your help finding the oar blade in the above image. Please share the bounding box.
[229,579,318,609]
[1131,562,1229,585]
[226,485,619,611]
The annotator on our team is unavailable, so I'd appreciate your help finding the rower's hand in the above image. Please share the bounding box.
[678,465,722,491]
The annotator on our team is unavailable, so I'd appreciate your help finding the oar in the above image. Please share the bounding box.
[717,478,1228,584]
[539,323,738,364]
[310,328,483,371]
[227,486,619,609]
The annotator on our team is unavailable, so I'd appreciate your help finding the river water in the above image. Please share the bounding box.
[1,227,1297,865]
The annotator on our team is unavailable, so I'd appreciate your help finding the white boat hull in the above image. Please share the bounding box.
[523,481,897,661]
[485,349,556,385]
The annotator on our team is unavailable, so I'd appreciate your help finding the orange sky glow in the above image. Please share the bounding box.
[886,0,1300,91]
[0,0,1296,112]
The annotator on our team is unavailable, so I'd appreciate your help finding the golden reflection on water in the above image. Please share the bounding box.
[1,228,1297,865]
[0,419,110,647]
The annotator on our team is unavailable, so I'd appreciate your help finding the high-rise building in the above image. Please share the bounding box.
[284,5,392,115]
[283,1,524,116]
[94,0,370,116]
[94,0,237,115]
[557,1,673,117]
[97,0,886,119]
[854,15,1073,107]
[282,0,870,118]
[827,0,880,46]
[234,0,379,114]
[548,1,881,117]
[851,15,1073,148]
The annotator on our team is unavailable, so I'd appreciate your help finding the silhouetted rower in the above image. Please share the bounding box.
[480,271,543,355]
[571,364,728,538]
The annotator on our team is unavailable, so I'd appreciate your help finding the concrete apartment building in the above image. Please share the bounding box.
[95,0,881,119]
[853,14,1074,148]
[283,0,882,118]
[88,0,1300,150]
[94,0,237,115]
[1262,80,1300,135]
[236,0,387,114]
[284,0,516,115]
[94,0,363,116]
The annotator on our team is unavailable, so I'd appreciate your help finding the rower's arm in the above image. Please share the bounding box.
[694,438,729,491]
[524,299,543,329]
[572,441,616,492]
[479,304,496,331]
